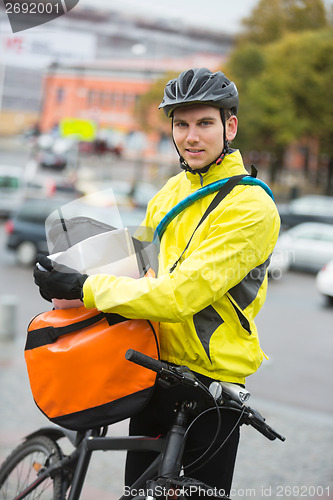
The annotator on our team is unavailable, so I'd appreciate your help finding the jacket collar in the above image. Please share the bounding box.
[185,150,248,187]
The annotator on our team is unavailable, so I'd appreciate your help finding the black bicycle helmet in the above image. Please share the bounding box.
[159,68,239,117]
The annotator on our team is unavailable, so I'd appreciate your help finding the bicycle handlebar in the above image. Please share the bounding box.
[125,349,169,373]
[125,349,285,442]
[241,405,285,441]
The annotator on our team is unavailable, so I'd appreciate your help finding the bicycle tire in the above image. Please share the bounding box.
[0,435,64,500]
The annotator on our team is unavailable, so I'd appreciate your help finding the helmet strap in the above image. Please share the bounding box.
[216,109,230,165]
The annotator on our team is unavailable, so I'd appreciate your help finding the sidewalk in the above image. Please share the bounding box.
[1,338,332,500]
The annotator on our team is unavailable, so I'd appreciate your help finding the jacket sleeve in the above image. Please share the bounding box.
[82,188,280,322]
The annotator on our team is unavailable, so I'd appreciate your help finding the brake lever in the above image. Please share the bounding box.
[243,406,286,442]
[158,365,199,389]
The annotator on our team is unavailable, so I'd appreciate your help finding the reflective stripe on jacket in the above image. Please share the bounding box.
[83,150,280,384]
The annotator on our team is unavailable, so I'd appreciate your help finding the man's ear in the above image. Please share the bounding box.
[225,115,238,141]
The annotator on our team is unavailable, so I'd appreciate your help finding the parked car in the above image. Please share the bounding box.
[35,136,74,171]
[25,176,82,199]
[267,245,290,279]
[274,222,333,273]
[37,150,67,170]
[316,259,333,305]
[5,198,68,265]
[79,139,122,157]
[277,195,333,229]
[5,198,147,266]
[0,165,26,217]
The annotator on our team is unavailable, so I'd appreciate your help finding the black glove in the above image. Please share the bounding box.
[33,254,88,301]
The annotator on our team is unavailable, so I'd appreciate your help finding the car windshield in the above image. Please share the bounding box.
[291,224,333,241]
[290,196,333,215]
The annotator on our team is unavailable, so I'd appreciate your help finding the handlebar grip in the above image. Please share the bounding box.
[246,407,286,442]
[125,349,168,373]
[249,418,280,441]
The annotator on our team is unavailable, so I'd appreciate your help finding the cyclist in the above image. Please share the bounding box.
[34,68,281,497]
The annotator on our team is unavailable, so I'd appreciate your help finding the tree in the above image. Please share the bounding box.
[134,72,178,135]
[225,29,333,190]
[238,0,329,46]
[225,44,267,152]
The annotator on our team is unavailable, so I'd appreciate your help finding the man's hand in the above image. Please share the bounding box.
[33,254,88,301]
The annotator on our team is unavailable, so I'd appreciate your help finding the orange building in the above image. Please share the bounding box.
[41,66,150,134]
[40,55,225,135]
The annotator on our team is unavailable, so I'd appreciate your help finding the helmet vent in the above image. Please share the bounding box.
[180,70,194,95]
[191,76,209,97]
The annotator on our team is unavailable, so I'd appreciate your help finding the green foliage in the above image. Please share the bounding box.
[227,44,266,84]
[226,29,333,159]
[134,72,178,133]
[284,0,328,32]
[238,0,329,46]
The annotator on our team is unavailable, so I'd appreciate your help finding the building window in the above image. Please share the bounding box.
[56,87,65,103]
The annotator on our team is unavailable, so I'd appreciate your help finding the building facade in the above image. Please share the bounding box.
[0,6,233,135]
[40,54,225,135]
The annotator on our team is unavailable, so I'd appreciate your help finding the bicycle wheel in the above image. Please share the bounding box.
[0,435,64,499]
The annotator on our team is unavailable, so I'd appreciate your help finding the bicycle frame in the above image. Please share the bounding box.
[68,433,166,500]
[12,400,194,500]
[9,432,164,500]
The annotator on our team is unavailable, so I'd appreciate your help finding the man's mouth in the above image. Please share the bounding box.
[186,149,204,155]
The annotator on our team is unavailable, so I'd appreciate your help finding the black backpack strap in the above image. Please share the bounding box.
[169,174,247,273]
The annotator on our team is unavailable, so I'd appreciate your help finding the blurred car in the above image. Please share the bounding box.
[78,139,122,157]
[37,150,67,170]
[267,245,290,279]
[275,222,333,273]
[316,260,333,305]
[0,165,26,217]
[35,136,75,171]
[277,195,333,229]
[5,198,68,266]
[25,176,82,199]
[5,198,147,266]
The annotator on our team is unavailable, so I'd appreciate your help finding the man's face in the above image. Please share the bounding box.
[172,104,224,170]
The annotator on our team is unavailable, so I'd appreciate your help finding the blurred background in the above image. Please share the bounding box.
[0,1,333,499]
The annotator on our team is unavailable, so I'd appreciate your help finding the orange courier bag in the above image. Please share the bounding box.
[25,306,159,430]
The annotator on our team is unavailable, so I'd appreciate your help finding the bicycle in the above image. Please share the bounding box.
[0,349,285,500]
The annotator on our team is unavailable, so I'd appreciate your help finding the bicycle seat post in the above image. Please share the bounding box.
[158,400,195,478]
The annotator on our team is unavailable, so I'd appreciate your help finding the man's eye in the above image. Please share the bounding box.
[175,122,187,127]
[200,121,212,126]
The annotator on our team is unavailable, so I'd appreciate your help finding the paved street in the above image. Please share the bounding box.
[0,138,332,499]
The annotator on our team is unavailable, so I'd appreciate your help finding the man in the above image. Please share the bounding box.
[34,68,280,496]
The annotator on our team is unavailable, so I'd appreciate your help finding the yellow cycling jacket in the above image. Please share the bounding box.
[83,150,280,384]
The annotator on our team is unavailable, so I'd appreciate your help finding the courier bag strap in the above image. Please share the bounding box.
[169,174,248,273]
[25,311,128,350]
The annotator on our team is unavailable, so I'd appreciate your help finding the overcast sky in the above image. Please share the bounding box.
[79,0,333,33]
[78,0,260,33]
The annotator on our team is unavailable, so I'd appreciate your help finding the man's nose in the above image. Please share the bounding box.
[186,126,199,143]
